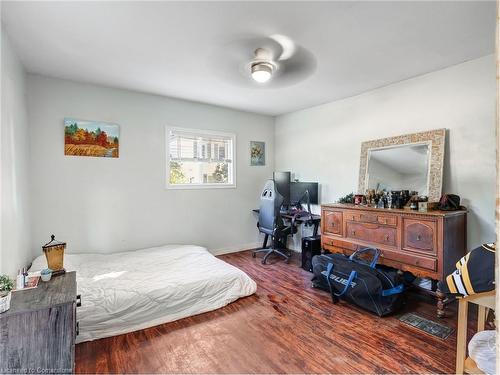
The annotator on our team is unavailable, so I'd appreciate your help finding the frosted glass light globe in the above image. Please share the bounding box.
[251,62,273,83]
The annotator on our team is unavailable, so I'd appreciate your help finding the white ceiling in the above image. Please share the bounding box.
[1,1,495,116]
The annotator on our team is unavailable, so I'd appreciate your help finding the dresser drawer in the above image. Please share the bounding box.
[322,210,342,236]
[344,211,361,222]
[322,236,359,251]
[345,210,397,227]
[376,214,397,226]
[381,248,437,271]
[346,222,397,247]
[403,218,437,255]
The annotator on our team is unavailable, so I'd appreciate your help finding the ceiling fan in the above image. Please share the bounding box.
[248,34,299,83]
[247,34,316,85]
[209,34,316,88]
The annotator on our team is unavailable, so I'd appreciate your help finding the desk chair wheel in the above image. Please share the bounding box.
[252,252,256,258]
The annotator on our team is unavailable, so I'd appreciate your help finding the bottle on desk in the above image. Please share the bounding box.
[16,269,24,290]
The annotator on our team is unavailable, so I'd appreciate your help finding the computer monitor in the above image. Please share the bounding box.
[273,171,291,206]
[290,182,319,206]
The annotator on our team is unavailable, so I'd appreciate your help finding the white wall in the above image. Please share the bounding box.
[275,55,496,249]
[27,75,274,256]
[1,27,31,277]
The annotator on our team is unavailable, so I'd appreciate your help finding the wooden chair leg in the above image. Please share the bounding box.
[455,299,468,375]
[477,306,489,332]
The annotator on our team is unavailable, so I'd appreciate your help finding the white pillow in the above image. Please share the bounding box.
[468,330,496,375]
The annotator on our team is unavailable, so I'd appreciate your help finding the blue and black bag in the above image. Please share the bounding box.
[311,248,405,316]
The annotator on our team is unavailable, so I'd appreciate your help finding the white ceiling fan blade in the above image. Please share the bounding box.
[269,34,296,61]
[270,46,317,87]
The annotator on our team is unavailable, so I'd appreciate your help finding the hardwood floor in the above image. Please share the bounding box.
[75,250,479,374]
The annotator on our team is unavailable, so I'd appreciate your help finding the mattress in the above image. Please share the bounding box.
[30,244,257,343]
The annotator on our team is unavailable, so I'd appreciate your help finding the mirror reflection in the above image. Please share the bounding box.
[366,143,430,196]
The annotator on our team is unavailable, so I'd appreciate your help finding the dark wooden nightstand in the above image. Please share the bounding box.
[0,271,78,373]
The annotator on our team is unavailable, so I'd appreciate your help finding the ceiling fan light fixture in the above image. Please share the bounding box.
[251,62,274,83]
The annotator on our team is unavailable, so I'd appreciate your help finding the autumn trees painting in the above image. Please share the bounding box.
[64,119,119,158]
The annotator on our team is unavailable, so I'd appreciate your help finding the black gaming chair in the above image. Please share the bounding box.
[252,179,295,264]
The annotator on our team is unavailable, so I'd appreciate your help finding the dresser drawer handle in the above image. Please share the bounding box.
[351,230,356,236]
[384,235,390,241]
[416,235,421,241]
[76,294,82,307]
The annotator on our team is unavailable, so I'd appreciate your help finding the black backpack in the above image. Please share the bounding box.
[311,248,405,317]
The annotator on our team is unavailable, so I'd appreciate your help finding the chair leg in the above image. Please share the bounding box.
[262,234,269,249]
[273,249,290,263]
[252,247,271,258]
[477,306,489,332]
[253,232,291,264]
[455,298,468,375]
[262,248,290,264]
[262,250,273,264]
[252,234,270,258]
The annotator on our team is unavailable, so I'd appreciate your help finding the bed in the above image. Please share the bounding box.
[30,244,257,343]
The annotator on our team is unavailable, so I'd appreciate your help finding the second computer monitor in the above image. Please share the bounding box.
[290,182,319,205]
[273,171,291,206]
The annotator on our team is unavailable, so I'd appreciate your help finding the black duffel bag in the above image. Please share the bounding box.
[311,248,405,316]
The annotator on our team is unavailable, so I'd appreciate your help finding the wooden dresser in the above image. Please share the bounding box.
[321,203,467,316]
[0,272,79,373]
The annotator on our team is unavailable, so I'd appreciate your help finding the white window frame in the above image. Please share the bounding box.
[166,126,237,189]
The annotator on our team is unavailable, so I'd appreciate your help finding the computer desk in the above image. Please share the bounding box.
[252,209,321,237]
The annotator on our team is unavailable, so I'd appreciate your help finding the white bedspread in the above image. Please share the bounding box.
[30,245,257,343]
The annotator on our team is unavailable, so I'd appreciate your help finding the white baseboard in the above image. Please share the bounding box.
[210,242,261,256]
[210,242,302,256]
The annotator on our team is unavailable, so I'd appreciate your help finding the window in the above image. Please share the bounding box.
[167,127,236,189]
[214,144,219,160]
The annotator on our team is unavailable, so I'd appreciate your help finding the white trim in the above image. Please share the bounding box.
[210,242,261,256]
[167,183,236,190]
[210,242,302,256]
[166,126,236,189]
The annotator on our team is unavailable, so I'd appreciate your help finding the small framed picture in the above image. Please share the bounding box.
[250,141,265,166]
